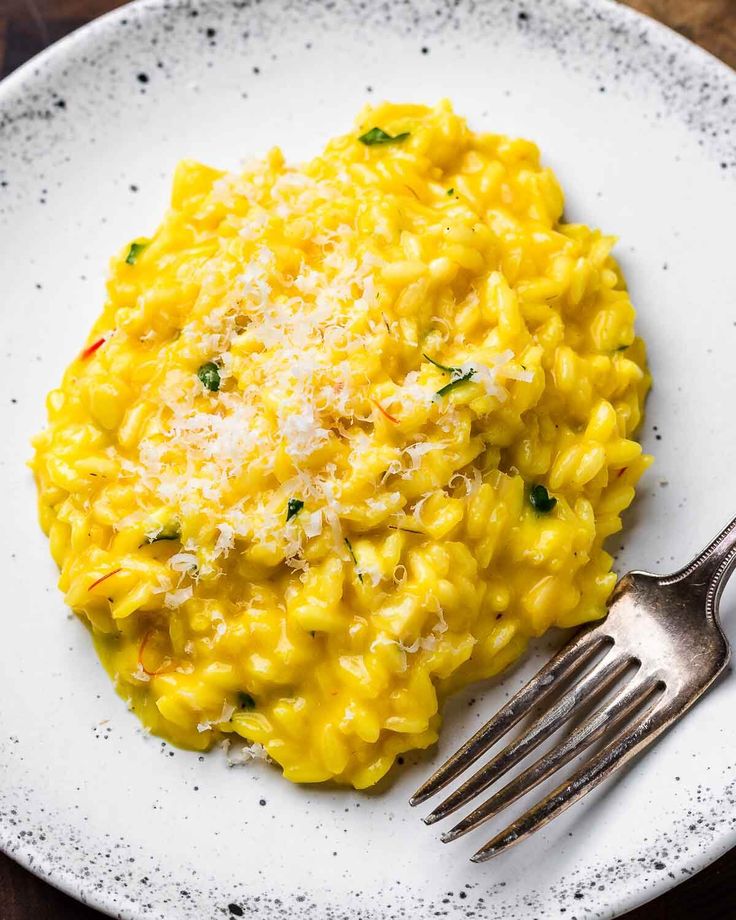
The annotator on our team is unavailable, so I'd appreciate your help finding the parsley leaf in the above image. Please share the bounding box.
[423,353,461,375]
[435,368,476,397]
[125,240,149,265]
[145,523,181,544]
[197,361,221,392]
[358,127,410,146]
[529,484,557,513]
[237,692,256,710]
[286,498,304,522]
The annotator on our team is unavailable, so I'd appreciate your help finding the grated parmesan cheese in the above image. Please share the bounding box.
[165,586,193,608]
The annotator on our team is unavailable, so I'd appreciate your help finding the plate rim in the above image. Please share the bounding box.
[1,0,735,917]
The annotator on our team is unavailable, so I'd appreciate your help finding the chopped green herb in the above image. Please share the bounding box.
[237,692,256,710]
[435,368,476,397]
[197,361,221,391]
[358,126,410,146]
[447,187,454,196]
[145,523,181,544]
[423,352,461,374]
[529,484,557,513]
[125,240,148,265]
[344,537,364,583]
[286,498,304,522]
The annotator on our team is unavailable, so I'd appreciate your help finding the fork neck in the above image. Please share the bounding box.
[661,514,736,612]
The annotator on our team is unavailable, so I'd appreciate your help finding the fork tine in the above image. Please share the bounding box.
[470,695,676,862]
[410,630,610,807]
[441,675,663,843]
[423,650,634,825]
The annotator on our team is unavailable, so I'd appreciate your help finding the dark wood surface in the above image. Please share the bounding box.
[1,0,734,917]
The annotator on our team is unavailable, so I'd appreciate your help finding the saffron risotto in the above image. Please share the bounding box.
[31,101,651,788]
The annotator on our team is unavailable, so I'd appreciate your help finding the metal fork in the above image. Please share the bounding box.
[410,516,735,862]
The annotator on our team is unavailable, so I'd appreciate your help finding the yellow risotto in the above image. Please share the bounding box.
[31,101,651,788]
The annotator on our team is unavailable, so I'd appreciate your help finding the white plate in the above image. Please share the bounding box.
[1,1,735,917]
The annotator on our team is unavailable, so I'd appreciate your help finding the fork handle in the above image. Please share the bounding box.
[663,514,736,604]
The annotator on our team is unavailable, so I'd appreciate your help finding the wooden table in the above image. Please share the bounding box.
[0,1,734,917]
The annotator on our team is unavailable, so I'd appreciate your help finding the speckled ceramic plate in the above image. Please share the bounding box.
[1,0,736,917]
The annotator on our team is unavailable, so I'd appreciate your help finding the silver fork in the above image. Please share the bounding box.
[410,516,735,862]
